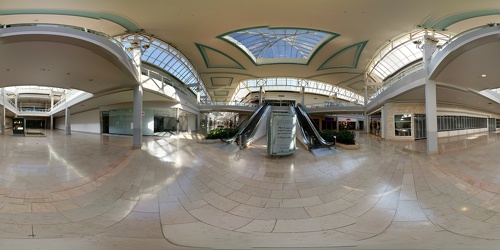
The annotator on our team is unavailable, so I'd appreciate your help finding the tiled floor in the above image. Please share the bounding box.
[1,129,500,249]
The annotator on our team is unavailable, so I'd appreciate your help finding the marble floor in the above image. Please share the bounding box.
[1,130,500,249]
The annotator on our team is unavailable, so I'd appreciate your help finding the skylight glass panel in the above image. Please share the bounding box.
[367,30,450,82]
[119,34,209,102]
[222,27,336,64]
[231,77,364,104]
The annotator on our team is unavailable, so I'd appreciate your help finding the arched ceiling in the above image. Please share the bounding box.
[0,0,499,102]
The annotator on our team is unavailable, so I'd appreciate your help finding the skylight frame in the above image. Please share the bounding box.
[219,27,339,65]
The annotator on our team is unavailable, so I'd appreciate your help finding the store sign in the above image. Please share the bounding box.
[267,112,296,156]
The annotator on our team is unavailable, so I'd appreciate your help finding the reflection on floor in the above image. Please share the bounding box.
[1,129,500,249]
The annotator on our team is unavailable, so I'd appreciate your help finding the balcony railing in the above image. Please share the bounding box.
[369,61,424,102]
[306,102,362,109]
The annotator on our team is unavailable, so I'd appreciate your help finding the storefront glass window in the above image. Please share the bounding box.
[395,114,412,136]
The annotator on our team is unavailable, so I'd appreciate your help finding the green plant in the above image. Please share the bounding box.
[320,130,356,145]
[206,128,239,139]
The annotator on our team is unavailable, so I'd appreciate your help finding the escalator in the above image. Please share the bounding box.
[292,103,334,150]
[222,102,271,147]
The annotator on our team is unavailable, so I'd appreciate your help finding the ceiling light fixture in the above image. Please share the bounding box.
[481,74,487,78]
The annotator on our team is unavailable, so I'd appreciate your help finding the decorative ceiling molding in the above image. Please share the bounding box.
[210,77,233,87]
[422,10,500,30]
[195,43,245,69]
[318,41,368,70]
[214,90,229,96]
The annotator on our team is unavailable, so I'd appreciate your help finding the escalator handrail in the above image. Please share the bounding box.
[296,103,334,147]
[240,103,272,146]
[291,106,315,149]
[238,102,270,142]
[221,103,268,143]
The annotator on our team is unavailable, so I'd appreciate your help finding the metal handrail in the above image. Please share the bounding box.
[242,104,272,146]
[222,103,269,144]
[296,103,334,148]
[305,102,361,109]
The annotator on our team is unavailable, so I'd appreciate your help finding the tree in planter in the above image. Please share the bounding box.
[320,130,356,145]
[207,128,238,139]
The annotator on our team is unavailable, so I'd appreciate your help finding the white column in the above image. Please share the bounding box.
[336,116,339,132]
[50,96,54,110]
[197,86,201,104]
[65,93,71,135]
[423,35,439,154]
[381,105,386,139]
[14,94,18,109]
[196,113,200,131]
[50,115,53,130]
[301,86,305,105]
[259,86,263,106]
[176,108,180,135]
[364,86,369,133]
[1,88,5,135]
[131,37,144,149]
[132,84,143,148]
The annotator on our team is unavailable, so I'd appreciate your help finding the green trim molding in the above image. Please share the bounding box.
[195,43,245,69]
[210,77,233,87]
[318,41,368,70]
[214,90,229,96]
[422,10,500,30]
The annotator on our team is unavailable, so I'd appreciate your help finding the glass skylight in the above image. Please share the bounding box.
[119,34,209,102]
[221,28,337,64]
[231,77,364,105]
[367,30,450,82]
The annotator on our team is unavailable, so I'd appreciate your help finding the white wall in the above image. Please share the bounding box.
[71,109,100,133]
[55,116,65,130]
[55,109,100,133]
[187,113,196,132]
[5,117,12,129]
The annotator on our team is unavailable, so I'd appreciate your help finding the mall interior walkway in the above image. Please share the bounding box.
[1,130,500,249]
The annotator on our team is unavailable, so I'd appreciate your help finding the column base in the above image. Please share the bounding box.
[132,128,142,149]
[426,131,438,154]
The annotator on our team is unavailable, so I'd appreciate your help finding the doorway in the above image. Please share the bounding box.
[414,114,426,140]
[102,111,109,133]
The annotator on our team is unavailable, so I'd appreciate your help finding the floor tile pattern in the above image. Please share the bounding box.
[1,130,500,249]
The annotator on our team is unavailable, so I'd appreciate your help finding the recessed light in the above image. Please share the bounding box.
[481,74,487,78]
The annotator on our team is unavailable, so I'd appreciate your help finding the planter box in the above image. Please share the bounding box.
[336,142,360,150]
